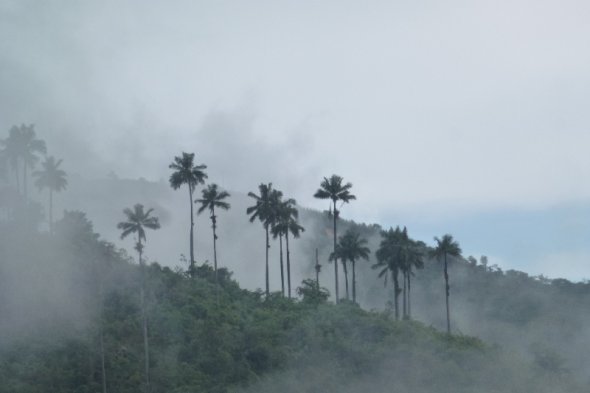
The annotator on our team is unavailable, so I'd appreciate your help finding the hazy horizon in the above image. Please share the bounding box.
[2,0,589,280]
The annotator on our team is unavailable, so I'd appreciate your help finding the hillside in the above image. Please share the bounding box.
[0,213,585,392]
[4,174,589,385]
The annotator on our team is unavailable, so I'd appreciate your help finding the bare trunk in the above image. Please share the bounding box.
[14,163,20,195]
[98,279,107,393]
[402,271,407,319]
[333,200,339,303]
[444,253,451,334]
[407,269,412,319]
[342,260,349,300]
[211,207,218,303]
[279,234,285,296]
[286,232,292,298]
[352,259,356,304]
[189,187,195,277]
[393,270,400,321]
[49,189,53,234]
[23,161,28,200]
[139,244,150,392]
[265,225,270,296]
[315,248,320,290]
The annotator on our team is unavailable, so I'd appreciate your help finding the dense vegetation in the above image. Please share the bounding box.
[0,214,584,393]
[2,125,590,392]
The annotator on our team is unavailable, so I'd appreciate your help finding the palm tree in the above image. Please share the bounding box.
[284,204,304,299]
[247,183,281,296]
[430,234,462,334]
[405,240,425,319]
[272,198,304,298]
[117,204,160,392]
[169,152,207,277]
[314,174,356,303]
[330,229,370,304]
[373,227,403,320]
[196,183,231,295]
[1,124,46,197]
[33,156,67,233]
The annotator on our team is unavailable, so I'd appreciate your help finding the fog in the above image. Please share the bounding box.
[2,1,590,391]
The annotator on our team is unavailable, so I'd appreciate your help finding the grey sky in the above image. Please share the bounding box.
[2,0,590,278]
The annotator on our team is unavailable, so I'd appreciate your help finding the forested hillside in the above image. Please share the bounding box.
[0,214,585,392]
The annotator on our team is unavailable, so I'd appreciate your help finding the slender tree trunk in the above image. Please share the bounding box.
[49,189,53,234]
[315,248,320,290]
[286,232,292,298]
[279,234,285,296]
[393,270,400,321]
[444,253,451,334]
[352,259,356,304]
[265,225,270,296]
[342,260,349,300]
[211,208,218,303]
[98,280,107,393]
[402,271,407,319]
[23,162,27,200]
[407,269,412,319]
[138,244,150,392]
[188,186,195,277]
[333,200,339,303]
[14,163,20,195]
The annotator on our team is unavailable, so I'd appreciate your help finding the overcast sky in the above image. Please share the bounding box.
[2,0,590,279]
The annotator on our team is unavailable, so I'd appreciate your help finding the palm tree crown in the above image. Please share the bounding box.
[169,152,208,192]
[117,204,161,244]
[313,174,356,210]
[196,183,231,214]
[33,156,67,193]
[430,234,462,260]
[247,183,282,227]
[330,229,370,264]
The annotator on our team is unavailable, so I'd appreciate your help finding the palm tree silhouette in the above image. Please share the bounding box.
[196,183,231,295]
[1,124,46,197]
[330,229,370,304]
[373,227,403,320]
[271,197,303,297]
[247,183,281,296]
[313,174,356,303]
[430,234,462,334]
[169,152,207,277]
[283,202,304,299]
[117,204,160,392]
[33,156,67,233]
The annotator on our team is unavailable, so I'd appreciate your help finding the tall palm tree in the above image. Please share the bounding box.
[314,174,356,303]
[33,156,67,233]
[330,229,370,304]
[196,183,231,295]
[284,204,304,299]
[405,240,425,319]
[373,227,403,320]
[272,198,304,298]
[1,124,46,197]
[117,204,160,392]
[169,152,207,277]
[247,183,281,296]
[430,234,462,334]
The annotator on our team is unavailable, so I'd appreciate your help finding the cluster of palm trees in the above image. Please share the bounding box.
[247,183,304,298]
[0,125,68,231]
[311,175,462,336]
